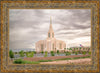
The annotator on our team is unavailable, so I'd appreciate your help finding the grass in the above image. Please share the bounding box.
[59,56,90,60]
[13,56,90,64]
[38,60,52,62]
[44,51,48,57]
[38,56,91,62]
[13,59,40,64]
[54,58,72,61]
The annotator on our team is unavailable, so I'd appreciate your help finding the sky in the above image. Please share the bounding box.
[9,9,91,49]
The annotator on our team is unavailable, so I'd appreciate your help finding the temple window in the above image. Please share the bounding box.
[60,43,62,49]
[48,33,50,37]
[52,33,54,37]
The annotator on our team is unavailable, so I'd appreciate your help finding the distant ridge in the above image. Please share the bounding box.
[9,48,35,52]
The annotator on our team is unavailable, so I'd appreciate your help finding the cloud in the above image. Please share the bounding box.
[9,9,91,49]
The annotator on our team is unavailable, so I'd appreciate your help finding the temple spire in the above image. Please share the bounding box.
[48,17,54,38]
[49,17,53,32]
[50,16,52,24]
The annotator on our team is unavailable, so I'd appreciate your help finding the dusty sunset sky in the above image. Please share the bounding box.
[9,9,91,49]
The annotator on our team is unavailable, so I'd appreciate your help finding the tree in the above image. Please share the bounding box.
[41,51,44,54]
[33,51,36,54]
[73,48,76,53]
[72,50,74,54]
[57,50,59,54]
[26,52,34,57]
[44,51,48,57]
[9,50,14,58]
[79,47,82,54]
[51,51,55,56]
[15,52,17,54]
[77,48,78,50]
[74,48,75,51]
[19,50,25,57]
[69,48,72,50]
[26,52,29,57]
[66,51,71,56]
[83,51,86,55]
[89,51,91,55]
[75,51,78,55]
[30,52,34,57]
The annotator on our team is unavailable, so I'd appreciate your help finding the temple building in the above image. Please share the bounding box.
[35,18,66,52]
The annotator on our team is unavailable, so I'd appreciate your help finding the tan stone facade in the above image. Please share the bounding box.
[35,18,66,52]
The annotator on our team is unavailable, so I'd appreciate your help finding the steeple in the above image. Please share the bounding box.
[50,16,52,24]
[49,17,53,32]
[48,17,54,38]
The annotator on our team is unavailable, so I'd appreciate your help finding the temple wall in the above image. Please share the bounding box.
[35,39,66,52]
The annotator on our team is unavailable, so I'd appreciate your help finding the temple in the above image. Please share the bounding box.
[35,17,66,52]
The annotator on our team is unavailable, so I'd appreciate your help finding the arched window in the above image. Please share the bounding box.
[60,43,62,49]
[48,33,50,37]
[52,33,54,37]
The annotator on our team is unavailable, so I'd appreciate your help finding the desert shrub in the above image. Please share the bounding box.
[14,59,23,64]
[44,51,48,57]
[72,51,74,54]
[83,51,86,55]
[77,51,79,54]
[33,51,36,54]
[74,48,75,50]
[9,50,14,58]
[89,52,91,55]
[38,60,52,62]
[15,52,17,54]
[24,52,26,54]
[69,48,72,50]
[51,53,55,56]
[51,51,55,56]
[66,51,71,56]
[41,51,44,54]
[13,59,39,64]
[29,51,31,53]
[78,51,80,54]
[75,51,78,55]
[57,50,59,54]
[51,51,53,53]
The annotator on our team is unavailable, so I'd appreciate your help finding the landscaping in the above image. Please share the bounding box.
[12,50,91,59]
[14,55,90,64]
[23,54,90,61]
[13,59,40,64]
[10,47,91,64]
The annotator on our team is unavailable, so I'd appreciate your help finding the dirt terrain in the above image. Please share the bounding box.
[24,54,90,61]
[40,58,91,64]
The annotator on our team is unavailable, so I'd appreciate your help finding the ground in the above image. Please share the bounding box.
[21,54,91,64]
[40,58,91,64]
[24,54,90,61]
